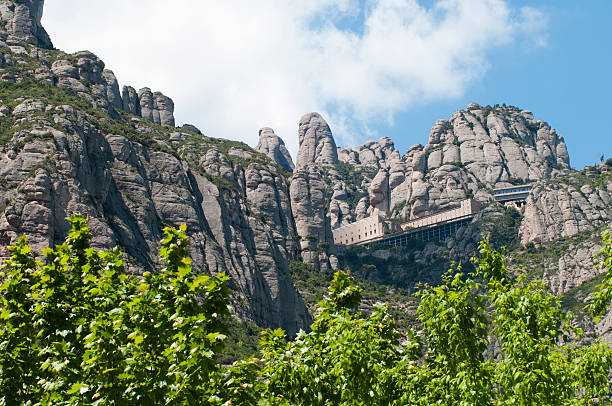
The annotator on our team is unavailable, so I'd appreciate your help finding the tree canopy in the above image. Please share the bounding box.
[1,217,611,405]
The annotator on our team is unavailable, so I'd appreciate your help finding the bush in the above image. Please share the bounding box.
[256,237,612,405]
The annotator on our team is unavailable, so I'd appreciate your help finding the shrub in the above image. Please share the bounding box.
[258,237,612,405]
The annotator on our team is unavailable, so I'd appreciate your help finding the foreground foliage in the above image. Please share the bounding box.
[0,215,230,404]
[1,218,612,405]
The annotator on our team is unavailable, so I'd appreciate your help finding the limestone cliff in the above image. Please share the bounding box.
[256,127,294,172]
[290,113,338,270]
[520,168,612,245]
[0,0,309,335]
[0,0,611,342]
[335,103,570,222]
[295,112,338,168]
[0,0,51,49]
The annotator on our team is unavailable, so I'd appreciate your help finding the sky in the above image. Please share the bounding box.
[41,0,612,170]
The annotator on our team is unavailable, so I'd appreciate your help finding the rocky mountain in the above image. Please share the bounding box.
[0,0,610,341]
[520,169,612,245]
[0,0,51,49]
[0,0,309,335]
[256,127,294,172]
[327,102,570,231]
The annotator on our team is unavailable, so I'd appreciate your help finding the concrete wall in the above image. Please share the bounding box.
[332,214,385,246]
[401,199,481,230]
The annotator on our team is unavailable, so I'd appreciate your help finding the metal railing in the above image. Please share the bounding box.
[356,214,474,247]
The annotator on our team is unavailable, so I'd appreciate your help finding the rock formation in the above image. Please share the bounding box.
[256,127,294,172]
[338,137,397,169]
[290,113,338,270]
[0,0,308,335]
[334,103,571,222]
[520,172,612,245]
[122,85,140,116]
[295,112,338,168]
[137,87,175,127]
[0,0,611,343]
[0,0,52,49]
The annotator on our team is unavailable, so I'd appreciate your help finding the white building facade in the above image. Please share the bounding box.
[332,213,387,246]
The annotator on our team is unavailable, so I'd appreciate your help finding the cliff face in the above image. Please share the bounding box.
[290,113,338,271]
[0,0,51,49]
[1,0,611,340]
[256,127,294,172]
[520,170,612,245]
[0,0,310,335]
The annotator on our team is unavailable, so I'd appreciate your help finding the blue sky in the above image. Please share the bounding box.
[386,0,612,169]
[42,1,611,170]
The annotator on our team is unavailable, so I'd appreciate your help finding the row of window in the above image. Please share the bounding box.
[493,186,532,195]
[376,218,471,246]
[494,192,530,201]
[340,229,378,245]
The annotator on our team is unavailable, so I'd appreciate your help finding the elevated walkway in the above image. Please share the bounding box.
[357,214,474,247]
[493,184,533,205]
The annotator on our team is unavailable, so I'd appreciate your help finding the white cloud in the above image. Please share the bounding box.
[41,0,546,158]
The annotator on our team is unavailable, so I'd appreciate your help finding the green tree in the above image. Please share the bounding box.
[2,217,612,405]
[0,215,230,405]
[260,270,410,405]
[256,236,612,405]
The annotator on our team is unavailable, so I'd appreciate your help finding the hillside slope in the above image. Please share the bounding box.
[0,0,610,341]
[0,0,310,335]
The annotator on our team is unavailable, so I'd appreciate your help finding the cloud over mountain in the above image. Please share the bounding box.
[43,0,547,156]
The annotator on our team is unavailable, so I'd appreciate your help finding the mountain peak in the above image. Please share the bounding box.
[256,127,295,172]
[296,112,338,169]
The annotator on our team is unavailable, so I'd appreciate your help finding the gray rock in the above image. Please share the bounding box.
[227,147,252,161]
[0,0,52,48]
[290,166,334,270]
[13,98,44,114]
[153,91,175,127]
[0,35,311,333]
[137,87,175,126]
[122,86,140,116]
[102,70,122,110]
[369,169,389,212]
[180,124,202,135]
[256,127,295,171]
[138,88,155,122]
[51,60,78,79]
[295,112,338,168]
[74,51,105,84]
[520,180,612,245]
